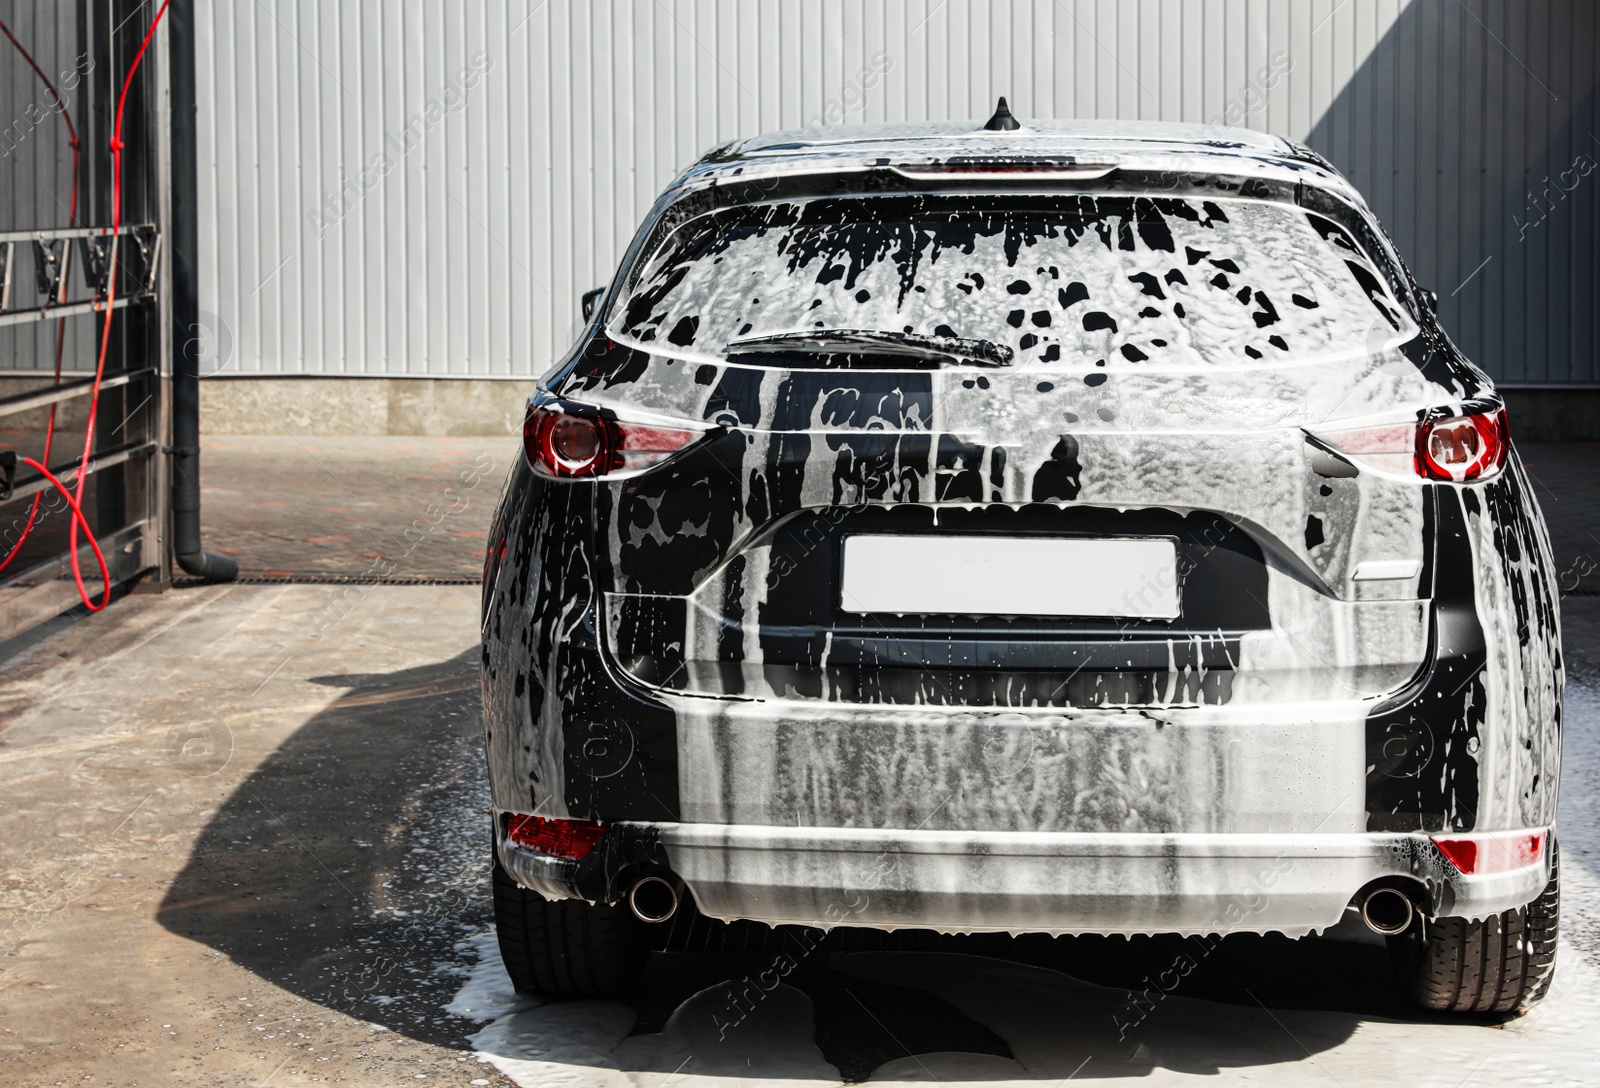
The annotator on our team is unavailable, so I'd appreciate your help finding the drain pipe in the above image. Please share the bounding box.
[167,2,236,583]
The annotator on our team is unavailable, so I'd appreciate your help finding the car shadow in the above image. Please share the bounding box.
[156,647,1475,1081]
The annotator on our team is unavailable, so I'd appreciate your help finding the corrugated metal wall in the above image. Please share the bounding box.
[9,1,1593,384]
[1307,0,1599,386]
[0,0,96,373]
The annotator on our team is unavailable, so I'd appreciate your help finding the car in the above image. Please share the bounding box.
[480,104,1562,1015]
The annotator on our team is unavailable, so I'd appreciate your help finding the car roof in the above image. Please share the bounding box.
[736,118,1298,157]
[668,117,1345,200]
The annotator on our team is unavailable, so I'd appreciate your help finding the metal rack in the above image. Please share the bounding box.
[0,0,175,638]
[0,227,166,634]
[0,224,159,327]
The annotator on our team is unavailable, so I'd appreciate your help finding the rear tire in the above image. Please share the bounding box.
[491,849,649,996]
[1404,840,1559,1015]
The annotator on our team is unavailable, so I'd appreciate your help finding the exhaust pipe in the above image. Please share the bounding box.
[627,875,681,924]
[1360,887,1416,935]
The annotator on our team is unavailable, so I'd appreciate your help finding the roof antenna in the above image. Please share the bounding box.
[982,96,1021,131]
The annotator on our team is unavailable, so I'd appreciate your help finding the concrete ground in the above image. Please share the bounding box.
[1,437,1598,1087]
[198,435,512,580]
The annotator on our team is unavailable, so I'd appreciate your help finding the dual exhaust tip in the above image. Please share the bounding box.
[627,874,682,924]
[627,874,1418,933]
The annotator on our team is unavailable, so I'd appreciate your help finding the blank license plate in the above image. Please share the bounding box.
[840,535,1179,618]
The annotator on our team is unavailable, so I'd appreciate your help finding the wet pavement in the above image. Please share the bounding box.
[1520,443,1600,596]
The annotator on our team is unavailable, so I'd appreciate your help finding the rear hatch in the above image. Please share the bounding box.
[567,190,1439,710]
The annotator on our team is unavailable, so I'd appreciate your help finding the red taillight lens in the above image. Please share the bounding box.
[525,409,611,477]
[1311,404,1509,482]
[1417,407,1508,482]
[523,405,700,478]
[506,814,607,860]
[1432,830,1544,875]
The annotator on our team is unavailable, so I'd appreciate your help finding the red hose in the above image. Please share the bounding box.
[5,1,172,610]
[18,457,109,602]
[58,0,171,611]
[0,15,81,575]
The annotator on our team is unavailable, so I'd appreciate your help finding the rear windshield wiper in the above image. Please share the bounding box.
[726,328,1014,367]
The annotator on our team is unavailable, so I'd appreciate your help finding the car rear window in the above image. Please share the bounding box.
[606,194,1414,368]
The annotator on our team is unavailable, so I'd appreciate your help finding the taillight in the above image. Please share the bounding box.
[1311,404,1509,482]
[1417,408,1508,482]
[506,814,607,859]
[526,410,609,477]
[1432,830,1544,875]
[523,405,700,478]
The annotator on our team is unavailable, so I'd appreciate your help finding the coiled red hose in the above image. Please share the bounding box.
[9,0,171,612]
[60,0,171,610]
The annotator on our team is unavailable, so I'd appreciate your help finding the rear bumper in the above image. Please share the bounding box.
[495,821,1550,937]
